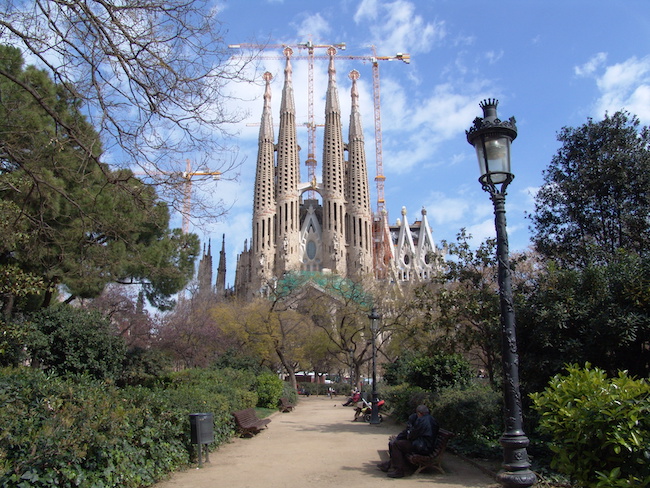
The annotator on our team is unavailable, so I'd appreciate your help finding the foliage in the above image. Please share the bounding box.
[27,306,126,380]
[212,348,267,375]
[431,384,502,457]
[0,45,200,313]
[517,252,650,395]
[531,111,650,268]
[0,318,36,366]
[281,382,299,405]
[530,364,650,487]
[158,296,224,368]
[1,2,254,224]
[255,371,284,408]
[0,368,187,488]
[119,347,173,387]
[383,351,473,392]
[381,384,434,422]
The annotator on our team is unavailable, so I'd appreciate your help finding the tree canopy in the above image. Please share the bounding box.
[0,0,256,223]
[531,111,650,267]
[0,45,199,315]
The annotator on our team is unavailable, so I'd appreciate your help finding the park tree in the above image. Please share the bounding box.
[157,293,227,369]
[517,251,650,393]
[400,230,502,384]
[216,295,313,391]
[531,111,650,268]
[299,275,377,388]
[0,1,256,222]
[80,285,156,349]
[0,46,200,315]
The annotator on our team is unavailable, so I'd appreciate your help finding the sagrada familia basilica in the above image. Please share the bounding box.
[199,47,443,300]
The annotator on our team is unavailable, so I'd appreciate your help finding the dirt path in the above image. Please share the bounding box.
[153,395,499,488]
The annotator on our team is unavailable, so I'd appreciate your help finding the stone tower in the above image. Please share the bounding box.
[234,47,441,298]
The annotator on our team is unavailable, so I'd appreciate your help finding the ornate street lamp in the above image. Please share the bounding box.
[466,99,537,488]
[368,307,381,425]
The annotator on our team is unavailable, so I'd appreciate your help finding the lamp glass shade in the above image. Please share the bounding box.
[475,133,512,184]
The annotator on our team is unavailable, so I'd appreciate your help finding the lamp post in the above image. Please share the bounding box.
[466,99,537,488]
[368,307,381,424]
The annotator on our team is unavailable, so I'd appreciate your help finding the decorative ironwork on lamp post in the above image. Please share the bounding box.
[368,308,381,424]
[466,99,537,488]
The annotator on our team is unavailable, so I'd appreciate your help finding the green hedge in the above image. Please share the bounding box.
[531,364,650,487]
[0,366,267,488]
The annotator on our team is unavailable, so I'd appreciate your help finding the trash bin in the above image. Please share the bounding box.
[189,413,214,445]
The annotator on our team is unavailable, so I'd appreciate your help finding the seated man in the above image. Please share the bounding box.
[377,404,439,478]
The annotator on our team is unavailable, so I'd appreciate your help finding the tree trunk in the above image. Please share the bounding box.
[276,347,298,391]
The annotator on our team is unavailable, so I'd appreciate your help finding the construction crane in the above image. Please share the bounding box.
[229,41,345,198]
[335,48,410,214]
[229,42,410,280]
[229,41,409,212]
[333,48,410,280]
[135,159,221,234]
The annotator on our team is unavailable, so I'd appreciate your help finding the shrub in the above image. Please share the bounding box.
[27,306,126,380]
[381,384,434,422]
[281,381,298,404]
[255,371,283,408]
[383,352,473,392]
[530,364,650,487]
[0,367,187,488]
[431,385,502,457]
[0,365,269,487]
[119,346,172,387]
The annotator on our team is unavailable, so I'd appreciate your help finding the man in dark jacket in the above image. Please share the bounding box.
[377,404,439,478]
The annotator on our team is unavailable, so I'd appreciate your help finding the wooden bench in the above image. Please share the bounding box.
[279,397,295,412]
[232,408,271,437]
[407,428,455,475]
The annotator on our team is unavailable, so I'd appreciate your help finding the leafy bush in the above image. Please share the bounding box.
[531,364,650,487]
[281,381,298,404]
[27,306,126,380]
[119,346,172,387]
[0,367,187,488]
[0,365,273,487]
[383,352,473,392]
[381,384,434,422]
[431,385,502,457]
[255,371,284,408]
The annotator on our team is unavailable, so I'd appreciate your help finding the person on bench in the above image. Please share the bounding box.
[377,404,439,478]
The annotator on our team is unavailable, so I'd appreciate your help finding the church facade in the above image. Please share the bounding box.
[231,47,443,299]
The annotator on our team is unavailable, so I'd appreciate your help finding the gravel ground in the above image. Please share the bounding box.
[152,395,499,488]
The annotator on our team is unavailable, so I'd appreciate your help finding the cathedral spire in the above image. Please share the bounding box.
[346,70,372,277]
[321,47,346,275]
[325,46,340,114]
[251,71,277,289]
[275,46,301,276]
[216,233,227,298]
[260,71,274,140]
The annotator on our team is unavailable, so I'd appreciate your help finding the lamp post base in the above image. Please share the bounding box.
[496,432,537,488]
[496,470,538,488]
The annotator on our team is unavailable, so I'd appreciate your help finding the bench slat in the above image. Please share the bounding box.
[233,408,271,436]
[407,428,455,475]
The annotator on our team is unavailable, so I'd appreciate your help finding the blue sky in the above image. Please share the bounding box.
[190,0,650,287]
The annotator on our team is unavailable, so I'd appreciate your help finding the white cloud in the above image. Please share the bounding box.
[353,0,445,54]
[574,52,607,77]
[595,56,650,121]
[292,12,331,41]
[577,54,650,123]
[486,50,504,65]
[354,0,379,23]
[466,219,497,244]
